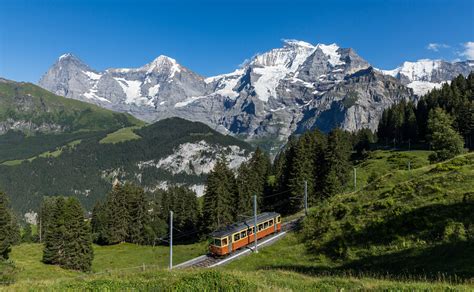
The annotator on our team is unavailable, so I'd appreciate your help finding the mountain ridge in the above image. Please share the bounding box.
[38,40,473,151]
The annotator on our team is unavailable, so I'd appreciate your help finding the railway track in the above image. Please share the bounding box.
[175,218,300,269]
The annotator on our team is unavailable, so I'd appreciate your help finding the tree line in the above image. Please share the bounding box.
[377,73,473,155]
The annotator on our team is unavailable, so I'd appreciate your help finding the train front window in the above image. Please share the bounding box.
[214,238,222,246]
[222,238,228,246]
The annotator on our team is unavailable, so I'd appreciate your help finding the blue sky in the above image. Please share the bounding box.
[1,0,473,82]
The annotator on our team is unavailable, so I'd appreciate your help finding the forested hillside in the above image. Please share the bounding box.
[0,118,252,214]
[377,73,474,150]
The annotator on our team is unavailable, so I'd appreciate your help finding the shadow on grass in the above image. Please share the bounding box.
[261,237,474,282]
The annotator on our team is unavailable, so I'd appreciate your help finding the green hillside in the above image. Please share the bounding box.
[302,152,474,280]
[0,117,253,213]
[0,78,144,163]
[0,78,143,133]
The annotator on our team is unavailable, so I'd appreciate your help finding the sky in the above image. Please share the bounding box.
[1,0,473,82]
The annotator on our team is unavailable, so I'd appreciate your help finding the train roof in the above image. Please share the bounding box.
[210,212,280,238]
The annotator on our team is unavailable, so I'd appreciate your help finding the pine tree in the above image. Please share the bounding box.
[202,159,236,232]
[427,108,465,162]
[22,224,33,243]
[42,197,66,266]
[42,197,93,271]
[92,183,157,245]
[62,198,93,271]
[235,148,271,215]
[322,128,352,198]
[0,191,14,260]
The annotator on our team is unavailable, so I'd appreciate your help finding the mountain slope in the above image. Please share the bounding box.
[38,41,473,152]
[0,78,142,135]
[0,118,252,215]
[302,151,474,278]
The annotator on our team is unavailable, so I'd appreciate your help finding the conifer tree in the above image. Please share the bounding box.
[202,159,236,232]
[0,191,14,260]
[42,197,93,271]
[62,198,93,271]
[427,108,465,162]
[322,128,352,198]
[235,148,271,215]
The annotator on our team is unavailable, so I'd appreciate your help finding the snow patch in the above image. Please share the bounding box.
[407,80,447,96]
[83,70,102,80]
[174,95,207,108]
[318,44,343,66]
[84,89,110,103]
[114,78,144,104]
[148,84,161,96]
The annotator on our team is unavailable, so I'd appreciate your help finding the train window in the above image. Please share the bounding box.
[258,224,263,231]
[222,238,228,246]
[214,238,222,247]
[264,222,268,229]
[234,233,240,241]
[248,228,253,235]
[269,219,274,226]
[277,216,281,223]
[241,230,247,238]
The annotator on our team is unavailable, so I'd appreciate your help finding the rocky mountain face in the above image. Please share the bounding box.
[39,41,473,150]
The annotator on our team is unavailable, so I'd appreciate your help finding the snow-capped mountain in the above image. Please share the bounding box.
[39,40,473,150]
[381,59,474,95]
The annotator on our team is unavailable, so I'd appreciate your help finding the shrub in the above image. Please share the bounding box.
[443,221,467,242]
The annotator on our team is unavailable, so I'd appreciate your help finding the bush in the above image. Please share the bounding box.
[443,221,467,242]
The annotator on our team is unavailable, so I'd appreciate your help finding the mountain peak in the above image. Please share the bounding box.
[58,53,81,62]
[140,55,181,74]
[282,39,315,49]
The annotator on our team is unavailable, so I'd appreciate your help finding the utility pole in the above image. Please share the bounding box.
[169,210,173,270]
[353,167,357,192]
[304,180,308,216]
[408,161,411,172]
[253,195,258,253]
[39,217,42,243]
[408,139,411,150]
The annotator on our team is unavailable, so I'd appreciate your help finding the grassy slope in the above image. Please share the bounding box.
[99,126,142,144]
[1,139,82,166]
[303,151,474,280]
[8,241,207,283]
[0,80,144,132]
[2,151,473,290]
[4,236,472,291]
[0,79,144,163]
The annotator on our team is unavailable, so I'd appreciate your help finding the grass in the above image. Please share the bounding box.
[347,149,432,192]
[7,241,207,283]
[99,126,142,144]
[302,152,474,281]
[1,140,82,166]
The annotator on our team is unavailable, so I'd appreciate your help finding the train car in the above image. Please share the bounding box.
[209,212,281,256]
